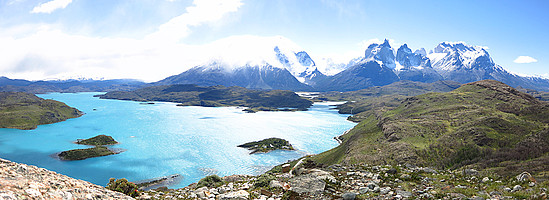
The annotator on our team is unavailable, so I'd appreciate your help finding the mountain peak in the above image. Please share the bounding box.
[380,39,391,48]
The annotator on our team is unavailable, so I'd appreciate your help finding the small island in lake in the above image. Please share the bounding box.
[58,146,117,161]
[59,135,121,160]
[237,138,295,154]
[76,134,118,145]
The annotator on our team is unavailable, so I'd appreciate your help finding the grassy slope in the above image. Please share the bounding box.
[0,92,82,130]
[312,80,549,178]
[96,84,313,111]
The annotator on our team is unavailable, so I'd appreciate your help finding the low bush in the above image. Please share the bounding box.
[106,178,139,197]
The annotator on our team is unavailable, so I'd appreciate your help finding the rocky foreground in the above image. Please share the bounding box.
[0,158,133,199]
[140,161,548,200]
[1,157,548,200]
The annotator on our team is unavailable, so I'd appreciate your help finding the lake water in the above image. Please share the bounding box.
[0,93,355,188]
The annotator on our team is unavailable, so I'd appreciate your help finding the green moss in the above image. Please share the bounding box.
[58,146,116,160]
[76,135,118,145]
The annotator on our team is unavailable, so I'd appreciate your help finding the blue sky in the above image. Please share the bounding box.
[0,0,547,81]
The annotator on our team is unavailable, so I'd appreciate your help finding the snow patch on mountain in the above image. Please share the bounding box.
[199,35,316,82]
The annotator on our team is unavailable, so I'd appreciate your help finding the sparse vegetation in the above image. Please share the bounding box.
[196,175,224,188]
[106,178,139,197]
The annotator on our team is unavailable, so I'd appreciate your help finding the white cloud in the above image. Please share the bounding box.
[146,0,243,43]
[31,0,72,14]
[514,56,538,64]
[1,0,246,82]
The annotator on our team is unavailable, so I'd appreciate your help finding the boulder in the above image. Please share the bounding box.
[282,164,291,173]
[289,174,326,194]
[342,192,357,200]
[218,190,249,200]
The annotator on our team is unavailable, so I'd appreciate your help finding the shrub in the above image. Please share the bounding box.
[254,174,275,188]
[106,178,139,197]
[197,175,224,188]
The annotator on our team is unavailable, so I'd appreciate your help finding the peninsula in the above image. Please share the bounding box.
[95,84,313,112]
[0,92,82,130]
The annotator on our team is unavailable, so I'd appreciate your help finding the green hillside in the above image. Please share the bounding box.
[0,92,83,130]
[312,80,549,177]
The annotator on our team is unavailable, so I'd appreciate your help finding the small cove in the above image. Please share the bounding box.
[0,92,356,188]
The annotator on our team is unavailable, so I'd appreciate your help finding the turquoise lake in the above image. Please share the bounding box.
[0,93,356,188]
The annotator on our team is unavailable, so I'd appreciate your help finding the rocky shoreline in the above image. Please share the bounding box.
[138,161,548,200]
[0,158,133,199]
[1,157,548,199]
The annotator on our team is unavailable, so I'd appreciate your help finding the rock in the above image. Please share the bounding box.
[380,187,391,195]
[396,190,412,198]
[419,193,434,199]
[366,182,378,190]
[359,187,369,194]
[218,190,249,200]
[481,177,490,183]
[463,169,479,176]
[400,174,411,180]
[456,185,467,189]
[223,175,246,182]
[512,185,523,192]
[218,187,227,194]
[288,174,326,194]
[503,187,512,192]
[269,180,283,188]
[489,191,502,196]
[386,168,397,174]
[516,172,536,183]
[529,182,536,187]
[281,164,291,173]
[405,163,417,170]
[471,196,485,200]
[420,167,437,174]
[0,158,133,200]
[342,192,357,200]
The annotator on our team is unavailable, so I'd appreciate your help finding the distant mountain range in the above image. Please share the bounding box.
[2,37,548,93]
[150,38,549,92]
[0,77,144,93]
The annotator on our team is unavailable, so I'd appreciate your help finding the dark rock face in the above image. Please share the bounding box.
[396,44,443,83]
[300,68,328,86]
[315,61,400,91]
[364,39,396,69]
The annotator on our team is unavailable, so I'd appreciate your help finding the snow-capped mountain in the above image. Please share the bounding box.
[314,40,549,91]
[155,62,312,91]
[153,35,549,92]
[364,39,397,69]
[395,44,442,83]
[153,35,320,90]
